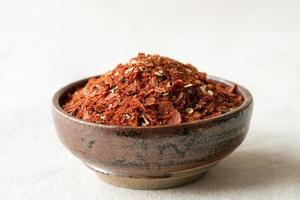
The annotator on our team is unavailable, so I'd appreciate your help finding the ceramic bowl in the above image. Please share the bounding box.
[52,75,253,189]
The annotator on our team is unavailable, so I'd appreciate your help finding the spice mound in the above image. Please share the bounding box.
[63,53,244,126]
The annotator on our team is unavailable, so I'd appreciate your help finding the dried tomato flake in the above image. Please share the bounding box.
[63,53,244,126]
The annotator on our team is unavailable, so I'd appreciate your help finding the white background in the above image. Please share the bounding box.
[1,0,300,199]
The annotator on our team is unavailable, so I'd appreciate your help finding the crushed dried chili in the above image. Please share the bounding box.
[63,53,244,126]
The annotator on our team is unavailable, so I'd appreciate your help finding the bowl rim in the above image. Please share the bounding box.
[52,75,253,130]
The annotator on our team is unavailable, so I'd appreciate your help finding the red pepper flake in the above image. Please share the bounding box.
[144,96,156,107]
[63,53,244,126]
[167,109,182,125]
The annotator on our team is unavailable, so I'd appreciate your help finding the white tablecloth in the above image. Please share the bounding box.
[1,0,299,199]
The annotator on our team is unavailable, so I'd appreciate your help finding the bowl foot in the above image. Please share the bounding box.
[87,161,219,190]
[97,170,208,190]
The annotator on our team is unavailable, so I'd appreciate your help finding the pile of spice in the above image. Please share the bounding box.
[63,53,244,126]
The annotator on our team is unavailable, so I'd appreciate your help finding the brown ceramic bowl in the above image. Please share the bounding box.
[52,75,253,190]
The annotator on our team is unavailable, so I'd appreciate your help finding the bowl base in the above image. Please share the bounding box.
[96,170,208,190]
[88,161,219,190]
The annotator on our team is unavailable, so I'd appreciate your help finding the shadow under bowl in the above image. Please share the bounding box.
[52,75,253,189]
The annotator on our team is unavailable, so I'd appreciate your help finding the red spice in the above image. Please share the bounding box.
[63,53,244,126]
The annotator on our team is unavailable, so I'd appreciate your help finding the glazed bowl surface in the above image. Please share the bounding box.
[52,75,253,189]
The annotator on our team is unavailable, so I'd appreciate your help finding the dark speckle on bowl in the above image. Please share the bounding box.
[116,131,141,138]
[87,140,95,149]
